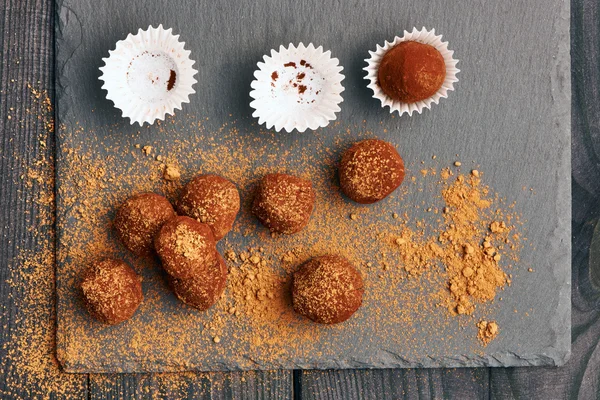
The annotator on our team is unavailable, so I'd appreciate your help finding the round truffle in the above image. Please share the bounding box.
[154,216,217,279]
[252,173,315,234]
[378,41,446,103]
[114,192,175,257]
[80,258,143,325]
[177,175,240,241]
[170,252,228,311]
[339,139,405,204]
[292,255,364,324]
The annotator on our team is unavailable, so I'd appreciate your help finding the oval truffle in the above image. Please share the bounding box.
[154,216,217,279]
[114,192,175,257]
[339,139,405,204]
[170,252,228,311]
[378,41,446,103]
[292,255,364,324]
[252,173,315,234]
[80,258,143,325]
[177,175,240,241]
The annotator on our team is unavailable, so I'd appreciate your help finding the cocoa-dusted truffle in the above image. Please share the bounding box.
[292,255,364,324]
[339,139,405,204]
[154,216,217,279]
[114,192,175,257]
[252,173,315,234]
[378,41,446,103]
[177,175,240,241]
[80,258,143,325]
[170,252,228,311]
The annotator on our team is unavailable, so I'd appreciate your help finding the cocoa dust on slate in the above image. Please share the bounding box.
[2,89,527,395]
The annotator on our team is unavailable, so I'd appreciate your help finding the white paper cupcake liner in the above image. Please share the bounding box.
[99,25,198,126]
[250,43,345,133]
[364,27,459,116]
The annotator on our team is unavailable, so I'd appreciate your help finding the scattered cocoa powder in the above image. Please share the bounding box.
[27,112,524,374]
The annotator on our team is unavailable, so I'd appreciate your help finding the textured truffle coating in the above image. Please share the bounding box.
[170,252,228,311]
[177,175,240,241]
[114,192,175,257]
[378,41,446,103]
[252,173,315,234]
[292,255,364,324]
[154,216,217,279]
[339,139,405,204]
[80,258,143,325]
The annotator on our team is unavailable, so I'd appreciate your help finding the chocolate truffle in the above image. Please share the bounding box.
[170,252,228,311]
[378,41,446,103]
[292,255,364,324]
[252,173,315,234]
[339,139,405,204]
[80,258,143,325]
[177,175,240,241]
[154,216,217,279]
[114,192,175,257]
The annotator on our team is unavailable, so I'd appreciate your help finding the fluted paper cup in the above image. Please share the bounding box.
[250,43,345,133]
[364,27,459,116]
[99,25,198,125]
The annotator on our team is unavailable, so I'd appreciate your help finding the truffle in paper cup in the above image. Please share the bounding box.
[99,25,198,126]
[364,27,459,116]
[250,43,345,133]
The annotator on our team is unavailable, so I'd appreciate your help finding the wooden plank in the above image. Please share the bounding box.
[89,371,292,399]
[0,0,88,398]
[296,369,489,399]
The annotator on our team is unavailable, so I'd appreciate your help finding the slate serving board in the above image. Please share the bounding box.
[55,0,571,372]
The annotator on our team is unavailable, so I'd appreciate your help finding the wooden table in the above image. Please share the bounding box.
[0,0,597,398]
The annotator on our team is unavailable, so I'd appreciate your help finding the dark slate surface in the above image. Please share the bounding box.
[4,0,600,397]
[54,0,570,372]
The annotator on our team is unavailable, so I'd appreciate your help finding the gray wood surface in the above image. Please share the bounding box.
[0,0,597,398]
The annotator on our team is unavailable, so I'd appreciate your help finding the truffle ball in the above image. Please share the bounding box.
[339,139,405,204]
[177,175,240,241]
[80,258,143,325]
[154,216,217,279]
[378,41,446,103]
[114,192,175,257]
[170,252,228,311]
[252,173,315,234]
[292,255,364,324]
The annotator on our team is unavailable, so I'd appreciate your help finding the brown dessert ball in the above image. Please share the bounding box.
[154,216,217,280]
[114,192,175,257]
[80,258,143,325]
[252,173,315,234]
[339,139,405,204]
[378,41,446,103]
[170,252,228,311]
[177,175,240,241]
[292,255,364,324]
